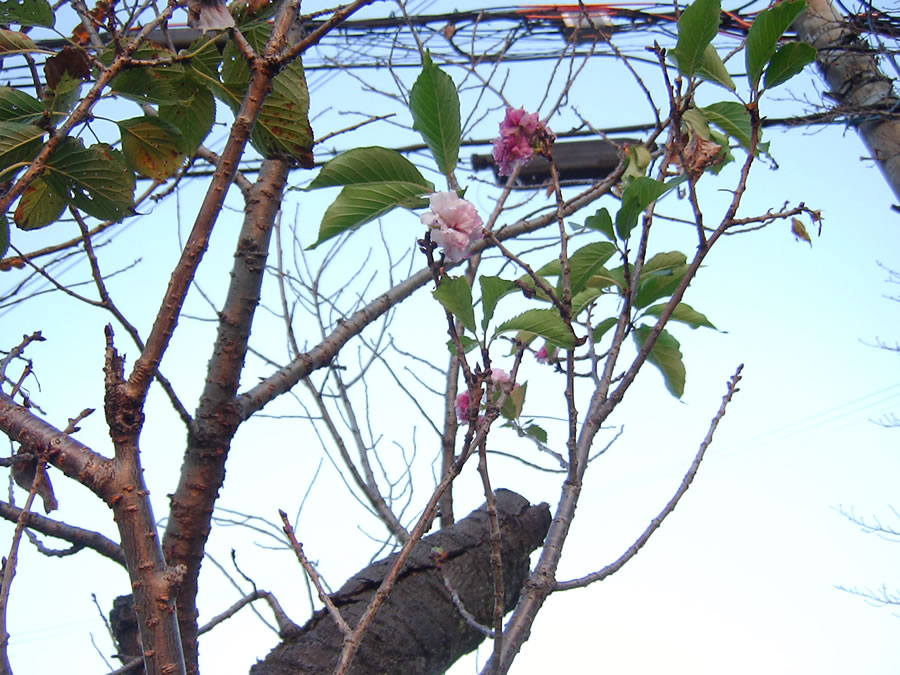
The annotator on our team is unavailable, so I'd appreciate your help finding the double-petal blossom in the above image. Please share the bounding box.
[421,192,484,263]
[492,107,555,176]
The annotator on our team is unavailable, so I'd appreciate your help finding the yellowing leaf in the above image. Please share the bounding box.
[791,217,812,246]
[15,176,65,230]
[118,117,186,180]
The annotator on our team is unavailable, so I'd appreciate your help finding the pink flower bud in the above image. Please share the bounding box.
[535,345,558,364]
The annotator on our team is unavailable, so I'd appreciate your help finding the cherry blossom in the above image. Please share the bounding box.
[491,369,511,384]
[455,391,471,421]
[421,191,484,262]
[535,345,558,364]
[492,107,555,176]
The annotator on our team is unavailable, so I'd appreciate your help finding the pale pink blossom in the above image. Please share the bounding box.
[491,369,511,384]
[455,391,471,421]
[492,107,555,176]
[421,192,484,263]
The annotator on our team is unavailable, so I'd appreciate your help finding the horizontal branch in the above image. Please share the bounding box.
[0,501,124,566]
[238,169,623,417]
[0,393,114,500]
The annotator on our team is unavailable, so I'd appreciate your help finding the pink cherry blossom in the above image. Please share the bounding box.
[421,192,484,263]
[492,107,555,176]
[535,345,558,364]
[455,391,471,421]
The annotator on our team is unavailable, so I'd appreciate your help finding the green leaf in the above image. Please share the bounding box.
[446,334,479,355]
[634,253,689,308]
[635,272,688,310]
[158,76,216,153]
[14,176,65,230]
[670,0,721,77]
[624,144,652,181]
[568,241,617,296]
[615,175,685,240]
[509,331,537,355]
[0,87,45,124]
[0,28,42,53]
[306,148,433,248]
[701,102,752,149]
[592,316,618,342]
[696,43,736,91]
[105,44,182,105]
[524,423,548,444]
[43,139,135,221]
[0,0,53,26]
[43,73,83,119]
[583,207,615,240]
[571,286,606,318]
[308,147,433,190]
[0,122,43,178]
[496,309,576,349]
[524,424,547,444]
[118,117,187,180]
[0,213,8,259]
[764,42,816,89]
[220,26,313,165]
[644,302,717,330]
[634,325,686,398]
[409,51,461,176]
[587,265,626,292]
[500,381,527,421]
[642,251,688,275]
[110,65,180,106]
[252,66,314,165]
[479,275,517,331]
[309,183,429,249]
[183,37,224,90]
[745,0,807,88]
[433,275,476,334]
[682,107,713,141]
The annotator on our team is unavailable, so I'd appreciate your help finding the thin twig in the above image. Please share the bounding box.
[279,510,351,636]
[555,364,744,591]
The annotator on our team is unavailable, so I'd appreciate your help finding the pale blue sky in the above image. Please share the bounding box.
[1,2,899,673]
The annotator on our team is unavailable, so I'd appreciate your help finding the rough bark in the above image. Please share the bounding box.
[251,490,550,675]
[795,0,900,202]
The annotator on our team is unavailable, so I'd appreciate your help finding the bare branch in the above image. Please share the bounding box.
[555,365,744,591]
[279,510,351,637]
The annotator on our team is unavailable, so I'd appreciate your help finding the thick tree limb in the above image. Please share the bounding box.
[161,157,291,673]
[0,393,113,495]
[251,489,550,675]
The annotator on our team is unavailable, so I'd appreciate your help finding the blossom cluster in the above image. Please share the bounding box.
[420,191,484,263]
[491,107,555,176]
[455,370,513,422]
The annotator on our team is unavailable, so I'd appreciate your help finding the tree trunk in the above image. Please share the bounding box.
[794,0,900,203]
[251,489,551,675]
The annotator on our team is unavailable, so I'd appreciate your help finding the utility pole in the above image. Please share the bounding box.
[794,0,900,205]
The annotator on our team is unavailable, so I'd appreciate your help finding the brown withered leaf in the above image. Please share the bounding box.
[44,46,90,90]
[683,133,723,175]
[11,453,58,513]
